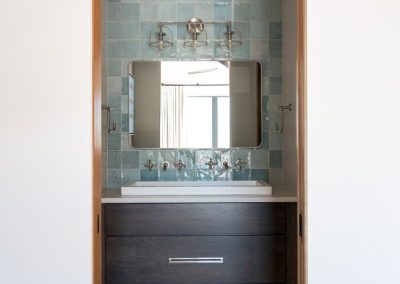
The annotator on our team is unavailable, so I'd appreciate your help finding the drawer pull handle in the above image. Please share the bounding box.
[168,257,223,264]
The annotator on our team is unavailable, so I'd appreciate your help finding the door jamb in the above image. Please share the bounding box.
[91,0,308,283]
[297,0,308,283]
[92,0,102,283]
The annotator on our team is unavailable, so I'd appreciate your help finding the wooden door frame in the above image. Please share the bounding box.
[297,0,308,283]
[91,0,308,283]
[92,0,102,283]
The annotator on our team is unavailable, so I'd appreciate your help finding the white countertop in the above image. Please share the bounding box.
[102,188,297,203]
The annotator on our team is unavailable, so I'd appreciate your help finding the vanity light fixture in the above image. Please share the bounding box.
[149,17,242,51]
[217,21,242,50]
[149,24,174,51]
[183,17,208,49]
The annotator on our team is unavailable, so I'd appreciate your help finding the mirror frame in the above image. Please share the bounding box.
[127,59,265,150]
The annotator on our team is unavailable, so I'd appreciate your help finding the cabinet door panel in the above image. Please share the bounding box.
[105,236,286,284]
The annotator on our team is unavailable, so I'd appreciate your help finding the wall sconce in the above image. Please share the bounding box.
[149,17,242,51]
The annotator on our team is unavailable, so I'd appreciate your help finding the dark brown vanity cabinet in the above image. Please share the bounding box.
[103,203,297,284]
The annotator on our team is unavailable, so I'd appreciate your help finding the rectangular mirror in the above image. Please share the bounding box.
[128,61,262,149]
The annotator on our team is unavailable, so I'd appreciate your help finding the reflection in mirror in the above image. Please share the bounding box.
[129,61,261,149]
[161,61,230,148]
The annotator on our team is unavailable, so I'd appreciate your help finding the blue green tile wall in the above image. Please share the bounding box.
[103,0,283,188]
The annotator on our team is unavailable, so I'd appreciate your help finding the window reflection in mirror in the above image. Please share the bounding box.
[160,61,230,148]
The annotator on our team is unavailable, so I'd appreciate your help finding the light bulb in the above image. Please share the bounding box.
[227,40,232,49]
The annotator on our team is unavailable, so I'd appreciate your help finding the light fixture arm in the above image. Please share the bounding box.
[150,18,241,51]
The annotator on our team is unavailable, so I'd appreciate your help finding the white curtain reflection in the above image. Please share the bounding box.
[160,86,185,148]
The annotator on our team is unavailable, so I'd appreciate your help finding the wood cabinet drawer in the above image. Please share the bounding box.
[105,236,286,284]
[104,203,286,236]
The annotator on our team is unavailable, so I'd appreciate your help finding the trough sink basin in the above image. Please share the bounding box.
[121,180,272,196]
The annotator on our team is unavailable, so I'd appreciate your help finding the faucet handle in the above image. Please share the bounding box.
[206,158,217,170]
[174,160,186,171]
[235,159,247,170]
[222,161,230,170]
[144,160,156,171]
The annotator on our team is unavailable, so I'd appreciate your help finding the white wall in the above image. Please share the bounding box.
[308,0,400,283]
[0,1,92,283]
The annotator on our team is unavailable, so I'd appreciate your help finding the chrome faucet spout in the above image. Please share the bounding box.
[161,161,170,171]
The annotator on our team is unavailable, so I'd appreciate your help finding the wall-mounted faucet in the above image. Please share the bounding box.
[161,161,170,171]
